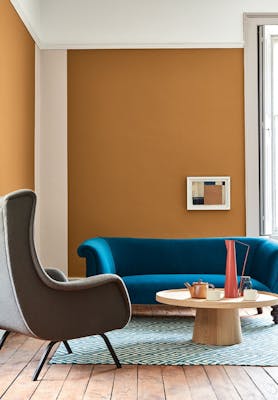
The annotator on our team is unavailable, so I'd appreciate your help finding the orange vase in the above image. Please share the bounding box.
[224,240,239,298]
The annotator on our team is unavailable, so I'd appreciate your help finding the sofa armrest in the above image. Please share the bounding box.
[77,237,116,276]
[252,239,278,293]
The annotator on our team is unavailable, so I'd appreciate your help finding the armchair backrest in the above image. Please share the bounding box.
[0,190,49,335]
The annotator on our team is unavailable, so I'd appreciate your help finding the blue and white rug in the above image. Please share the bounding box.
[50,315,278,366]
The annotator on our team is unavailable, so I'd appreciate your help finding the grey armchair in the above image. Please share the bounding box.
[0,189,131,380]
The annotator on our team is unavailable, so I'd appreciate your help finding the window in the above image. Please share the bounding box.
[244,14,278,237]
[259,25,278,235]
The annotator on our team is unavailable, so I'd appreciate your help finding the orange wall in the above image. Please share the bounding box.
[68,49,245,277]
[0,0,35,194]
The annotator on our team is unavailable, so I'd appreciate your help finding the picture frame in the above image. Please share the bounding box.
[187,176,231,210]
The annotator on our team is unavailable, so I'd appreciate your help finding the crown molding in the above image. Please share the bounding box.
[10,0,42,46]
[244,12,278,19]
[38,41,244,50]
[9,4,278,51]
[8,0,245,51]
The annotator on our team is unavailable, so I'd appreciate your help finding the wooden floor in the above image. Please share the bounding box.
[0,306,277,400]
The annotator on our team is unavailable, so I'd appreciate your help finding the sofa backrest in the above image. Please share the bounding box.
[104,237,262,277]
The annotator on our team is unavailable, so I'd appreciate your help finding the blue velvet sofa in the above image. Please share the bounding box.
[77,237,278,304]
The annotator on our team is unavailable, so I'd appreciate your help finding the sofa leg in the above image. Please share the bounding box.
[257,307,263,315]
[271,305,278,324]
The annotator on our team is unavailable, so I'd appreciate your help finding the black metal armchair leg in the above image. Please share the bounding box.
[257,307,263,315]
[0,331,11,350]
[63,340,72,354]
[100,333,121,368]
[33,341,58,381]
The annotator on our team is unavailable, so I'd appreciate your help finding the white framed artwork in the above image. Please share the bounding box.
[187,176,231,210]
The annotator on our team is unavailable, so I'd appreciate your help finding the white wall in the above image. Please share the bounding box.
[35,47,68,274]
[18,0,278,49]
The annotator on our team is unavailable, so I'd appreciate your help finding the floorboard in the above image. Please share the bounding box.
[162,365,192,400]
[83,365,115,400]
[0,337,44,396]
[204,365,241,400]
[244,366,278,400]
[56,364,92,400]
[111,365,137,400]
[183,366,217,400]
[224,366,265,399]
[0,307,277,400]
[138,365,165,400]
[264,366,278,383]
[0,333,28,364]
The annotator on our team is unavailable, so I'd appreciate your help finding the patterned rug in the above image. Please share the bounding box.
[50,315,278,366]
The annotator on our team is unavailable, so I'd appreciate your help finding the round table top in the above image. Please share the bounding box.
[156,289,278,309]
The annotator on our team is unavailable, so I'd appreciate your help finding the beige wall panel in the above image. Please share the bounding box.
[0,0,34,194]
[68,49,245,277]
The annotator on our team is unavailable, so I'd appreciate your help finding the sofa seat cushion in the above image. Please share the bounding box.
[122,274,271,304]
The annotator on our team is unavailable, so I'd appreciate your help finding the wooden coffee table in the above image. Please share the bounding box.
[156,289,278,346]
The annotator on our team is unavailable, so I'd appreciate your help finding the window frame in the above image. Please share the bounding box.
[243,13,278,237]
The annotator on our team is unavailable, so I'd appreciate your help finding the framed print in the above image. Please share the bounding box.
[187,176,231,210]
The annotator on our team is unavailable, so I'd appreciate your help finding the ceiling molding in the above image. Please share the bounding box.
[9,0,245,50]
[39,41,244,50]
[10,0,42,46]
[13,3,278,51]
[244,12,278,19]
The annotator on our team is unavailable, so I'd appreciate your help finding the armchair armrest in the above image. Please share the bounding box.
[26,272,131,341]
[77,237,116,276]
[41,272,125,292]
[44,268,68,282]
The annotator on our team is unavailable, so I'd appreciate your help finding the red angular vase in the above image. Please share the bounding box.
[224,240,239,298]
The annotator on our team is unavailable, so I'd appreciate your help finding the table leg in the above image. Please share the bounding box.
[193,308,242,345]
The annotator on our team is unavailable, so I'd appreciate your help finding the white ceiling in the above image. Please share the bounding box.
[10,0,278,49]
